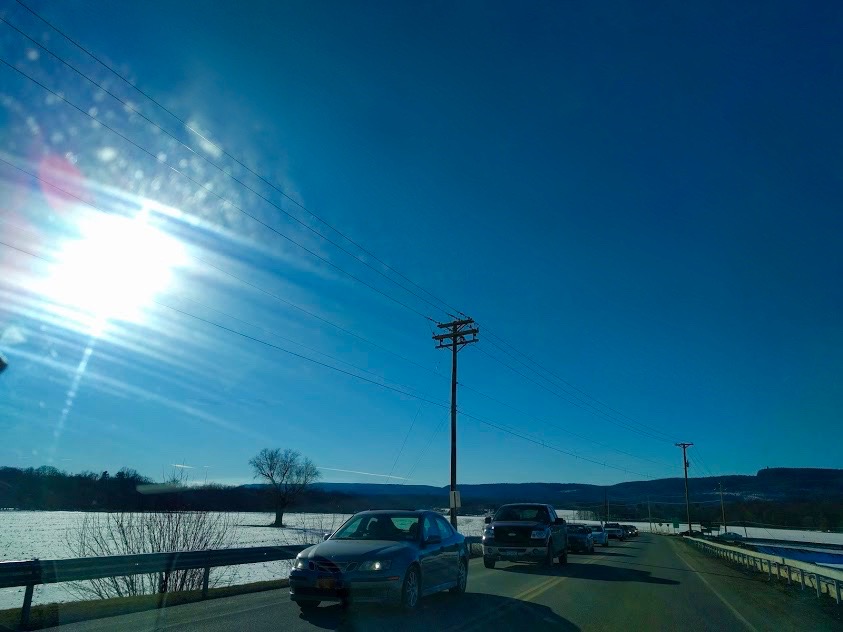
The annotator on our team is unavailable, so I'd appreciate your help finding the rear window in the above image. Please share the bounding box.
[494,505,550,522]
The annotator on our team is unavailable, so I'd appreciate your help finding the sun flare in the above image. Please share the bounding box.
[42,210,186,329]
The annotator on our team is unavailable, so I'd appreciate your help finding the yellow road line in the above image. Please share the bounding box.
[450,553,607,632]
[673,544,759,632]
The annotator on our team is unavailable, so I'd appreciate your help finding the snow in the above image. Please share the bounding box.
[1,511,839,610]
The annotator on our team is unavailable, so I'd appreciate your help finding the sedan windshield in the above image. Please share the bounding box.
[332,514,420,541]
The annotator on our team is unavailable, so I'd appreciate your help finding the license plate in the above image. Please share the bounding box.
[502,551,517,558]
[317,578,335,590]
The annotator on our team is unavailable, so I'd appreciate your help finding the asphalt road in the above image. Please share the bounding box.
[49,534,840,631]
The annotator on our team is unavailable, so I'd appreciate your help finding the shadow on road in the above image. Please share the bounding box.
[297,592,579,631]
[593,551,632,557]
[497,561,678,586]
[613,559,755,581]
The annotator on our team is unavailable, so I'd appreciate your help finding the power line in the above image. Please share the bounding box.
[0,15,455,321]
[1,160,678,476]
[6,2,685,454]
[6,2,464,320]
[690,445,718,479]
[479,326,679,442]
[3,232,663,481]
[475,345,674,443]
[386,402,425,484]
[0,57,436,323]
[0,156,446,384]
[457,410,654,478]
[459,381,679,471]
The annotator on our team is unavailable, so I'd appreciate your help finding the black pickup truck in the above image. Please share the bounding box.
[481,503,568,569]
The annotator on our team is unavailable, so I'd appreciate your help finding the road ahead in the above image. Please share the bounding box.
[49,534,839,631]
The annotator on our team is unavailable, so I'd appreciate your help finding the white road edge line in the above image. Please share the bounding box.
[673,543,759,632]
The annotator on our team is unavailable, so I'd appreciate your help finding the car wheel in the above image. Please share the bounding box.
[543,544,554,567]
[483,557,496,569]
[401,565,421,611]
[603,540,609,547]
[297,601,320,611]
[558,548,568,565]
[590,544,595,554]
[450,558,468,594]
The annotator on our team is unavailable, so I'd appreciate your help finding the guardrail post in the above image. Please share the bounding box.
[836,580,841,605]
[767,560,772,581]
[785,565,791,585]
[201,566,210,599]
[799,568,804,590]
[20,584,34,628]
[815,574,821,599]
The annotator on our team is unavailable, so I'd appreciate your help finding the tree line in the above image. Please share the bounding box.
[2,464,840,532]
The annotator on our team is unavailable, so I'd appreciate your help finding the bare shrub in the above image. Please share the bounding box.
[66,511,235,599]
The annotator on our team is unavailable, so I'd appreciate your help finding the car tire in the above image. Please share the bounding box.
[558,547,568,565]
[603,541,609,547]
[483,557,495,569]
[401,565,421,611]
[543,544,554,567]
[590,544,595,554]
[450,558,468,594]
[297,601,320,611]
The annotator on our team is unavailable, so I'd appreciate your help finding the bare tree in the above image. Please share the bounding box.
[66,511,235,599]
[65,467,235,599]
[249,448,320,527]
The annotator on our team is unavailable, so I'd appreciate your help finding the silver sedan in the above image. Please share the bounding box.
[289,510,468,611]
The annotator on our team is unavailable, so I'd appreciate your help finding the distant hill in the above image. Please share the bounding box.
[311,468,843,506]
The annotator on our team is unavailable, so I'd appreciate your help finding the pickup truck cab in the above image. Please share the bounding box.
[482,503,568,569]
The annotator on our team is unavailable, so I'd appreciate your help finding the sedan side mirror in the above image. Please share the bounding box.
[322,532,331,541]
[484,516,492,524]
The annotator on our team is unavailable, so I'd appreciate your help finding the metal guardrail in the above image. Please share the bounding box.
[0,536,483,629]
[685,537,843,605]
[0,544,307,628]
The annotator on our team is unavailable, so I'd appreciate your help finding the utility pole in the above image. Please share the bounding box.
[719,482,727,533]
[648,496,653,534]
[433,317,478,528]
[604,488,609,524]
[676,443,693,534]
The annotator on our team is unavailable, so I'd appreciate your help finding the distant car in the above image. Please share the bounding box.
[482,503,568,568]
[605,523,626,541]
[715,532,744,542]
[290,510,468,611]
[679,529,703,537]
[621,525,638,538]
[567,524,595,554]
[589,524,609,547]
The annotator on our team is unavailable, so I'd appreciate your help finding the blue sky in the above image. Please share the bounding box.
[1,1,841,488]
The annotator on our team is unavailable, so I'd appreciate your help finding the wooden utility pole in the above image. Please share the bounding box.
[719,482,727,533]
[433,318,478,528]
[676,443,693,534]
[648,496,653,534]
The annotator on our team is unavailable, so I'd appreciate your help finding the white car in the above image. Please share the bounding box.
[589,525,609,547]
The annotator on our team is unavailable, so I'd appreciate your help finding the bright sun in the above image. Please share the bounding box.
[43,210,187,330]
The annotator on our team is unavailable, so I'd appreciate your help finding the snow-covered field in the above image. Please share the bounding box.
[0,511,487,610]
[1,511,839,610]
